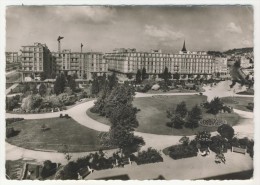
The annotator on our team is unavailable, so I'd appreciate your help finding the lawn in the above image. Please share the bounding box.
[6,72,22,83]
[221,97,254,112]
[146,89,199,94]
[6,118,106,152]
[87,95,241,136]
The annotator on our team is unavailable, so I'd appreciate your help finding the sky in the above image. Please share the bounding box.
[6,5,254,53]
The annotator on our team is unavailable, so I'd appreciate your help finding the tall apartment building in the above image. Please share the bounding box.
[6,52,19,63]
[105,42,215,79]
[214,57,229,78]
[20,42,56,81]
[52,50,108,79]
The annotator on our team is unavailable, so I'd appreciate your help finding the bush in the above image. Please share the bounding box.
[230,137,254,158]
[135,147,163,165]
[6,95,20,111]
[168,144,198,160]
[41,160,57,178]
[210,135,228,154]
[6,127,20,138]
[217,124,234,141]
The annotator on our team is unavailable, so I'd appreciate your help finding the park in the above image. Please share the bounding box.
[5,72,254,180]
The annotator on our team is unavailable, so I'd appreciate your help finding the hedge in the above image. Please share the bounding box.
[168,144,198,160]
[135,147,163,165]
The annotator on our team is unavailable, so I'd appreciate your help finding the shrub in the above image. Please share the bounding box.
[6,95,20,111]
[217,124,234,141]
[6,127,20,138]
[210,135,228,154]
[168,144,198,160]
[41,160,57,178]
[246,103,254,111]
[135,147,163,165]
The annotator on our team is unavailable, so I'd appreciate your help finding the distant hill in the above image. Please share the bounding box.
[207,47,253,57]
[223,47,253,55]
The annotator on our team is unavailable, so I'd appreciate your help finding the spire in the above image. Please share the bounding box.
[181,40,187,53]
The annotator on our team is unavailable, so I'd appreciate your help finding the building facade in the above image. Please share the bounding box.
[52,50,108,80]
[214,57,229,78]
[6,52,19,63]
[20,42,56,81]
[240,56,252,68]
[105,42,215,79]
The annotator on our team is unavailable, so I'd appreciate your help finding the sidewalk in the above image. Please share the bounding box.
[86,151,253,180]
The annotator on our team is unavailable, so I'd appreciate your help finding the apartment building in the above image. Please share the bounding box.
[6,52,19,63]
[105,42,215,79]
[20,42,56,81]
[52,50,108,79]
[214,57,229,78]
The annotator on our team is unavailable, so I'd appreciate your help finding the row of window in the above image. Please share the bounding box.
[106,53,212,59]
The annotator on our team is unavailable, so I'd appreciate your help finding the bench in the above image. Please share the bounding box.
[232,146,247,154]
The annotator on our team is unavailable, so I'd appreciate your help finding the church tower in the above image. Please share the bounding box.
[181,40,187,53]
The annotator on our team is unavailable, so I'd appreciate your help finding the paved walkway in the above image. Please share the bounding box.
[5,83,19,95]
[87,151,253,180]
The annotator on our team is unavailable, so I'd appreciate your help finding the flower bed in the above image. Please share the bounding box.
[199,118,227,127]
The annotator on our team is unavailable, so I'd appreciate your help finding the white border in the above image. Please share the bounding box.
[0,1,259,185]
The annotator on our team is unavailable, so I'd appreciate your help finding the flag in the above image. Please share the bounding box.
[81,43,83,48]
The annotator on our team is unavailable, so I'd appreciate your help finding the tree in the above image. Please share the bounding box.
[172,114,186,129]
[31,83,38,94]
[40,73,47,81]
[179,136,190,146]
[100,84,144,154]
[104,84,135,117]
[195,131,211,148]
[136,69,142,84]
[68,76,77,92]
[173,72,180,80]
[54,73,66,95]
[207,97,223,115]
[83,73,87,79]
[73,72,78,79]
[41,160,56,178]
[217,124,234,141]
[175,101,188,118]
[161,67,171,83]
[22,83,30,94]
[39,83,47,96]
[141,67,148,81]
[91,73,100,95]
[107,72,118,91]
[185,105,202,129]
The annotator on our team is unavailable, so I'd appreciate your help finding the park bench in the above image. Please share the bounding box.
[231,146,247,154]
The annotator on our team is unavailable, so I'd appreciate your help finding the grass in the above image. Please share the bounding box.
[236,89,254,95]
[221,97,254,112]
[146,88,199,94]
[87,95,241,136]
[6,72,22,83]
[6,117,106,152]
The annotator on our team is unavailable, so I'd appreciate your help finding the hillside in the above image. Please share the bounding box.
[207,47,253,57]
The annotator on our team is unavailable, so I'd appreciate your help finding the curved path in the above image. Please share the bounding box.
[6,80,254,162]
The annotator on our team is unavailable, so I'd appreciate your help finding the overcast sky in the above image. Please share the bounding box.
[6,5,253,53]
